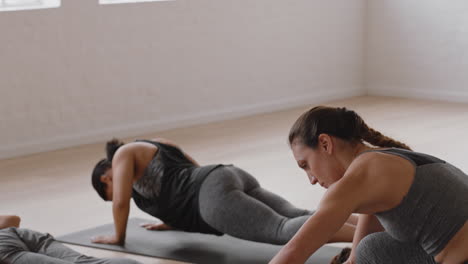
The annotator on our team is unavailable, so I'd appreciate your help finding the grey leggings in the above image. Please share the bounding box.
[198,166,313,245]
[0,228,141,264]
[355,232,437,264]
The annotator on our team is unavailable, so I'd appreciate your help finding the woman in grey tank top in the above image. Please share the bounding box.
[270,106,468,264]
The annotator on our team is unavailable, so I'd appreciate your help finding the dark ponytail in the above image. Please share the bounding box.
[91,138,125,201]
[106,138,125,162]
[289,106,411,150]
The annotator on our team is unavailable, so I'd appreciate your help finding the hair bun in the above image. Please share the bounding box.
[106,138,125,161]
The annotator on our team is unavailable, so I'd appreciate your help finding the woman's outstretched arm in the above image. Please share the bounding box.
[92,146,135,245]
[269,179,359,264]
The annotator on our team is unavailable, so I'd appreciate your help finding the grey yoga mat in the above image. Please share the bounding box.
[57,218,341,264]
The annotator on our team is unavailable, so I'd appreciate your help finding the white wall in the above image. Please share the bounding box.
[366,0,468,101]
[0,0,366,159]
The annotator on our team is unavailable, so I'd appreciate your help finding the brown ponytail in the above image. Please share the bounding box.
[289,106,411,150]
[360,123,411,150]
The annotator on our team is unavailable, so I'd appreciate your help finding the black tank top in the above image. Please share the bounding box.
[132,140,223,235]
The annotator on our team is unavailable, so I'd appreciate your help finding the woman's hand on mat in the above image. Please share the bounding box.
[140,222,172,231]
[91,235,123,245]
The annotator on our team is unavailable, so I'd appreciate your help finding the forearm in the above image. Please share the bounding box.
[113,203,130,243]
[270,209,349,264]
[270,245,304,264]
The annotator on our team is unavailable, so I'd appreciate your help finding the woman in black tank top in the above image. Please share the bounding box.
[270,106,468,264]
[89,138,358,246]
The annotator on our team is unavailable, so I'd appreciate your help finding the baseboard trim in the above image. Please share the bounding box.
[0,87,365,160]
[368,86,468,103]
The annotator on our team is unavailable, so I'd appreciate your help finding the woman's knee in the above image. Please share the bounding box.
[354,232,435,264]
[355,232,393,264]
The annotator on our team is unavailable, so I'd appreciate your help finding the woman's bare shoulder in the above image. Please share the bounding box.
[336,151,414,213]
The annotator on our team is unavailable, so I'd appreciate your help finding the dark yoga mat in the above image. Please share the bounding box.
[57,218,341,264]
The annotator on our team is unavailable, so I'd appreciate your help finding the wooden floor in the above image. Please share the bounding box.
[1,96,468,263]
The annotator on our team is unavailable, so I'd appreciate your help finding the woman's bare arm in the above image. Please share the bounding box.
[269,174,363,264]
[92,146,135,245]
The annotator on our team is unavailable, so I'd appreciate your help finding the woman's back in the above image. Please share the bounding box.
[131,140,222,235]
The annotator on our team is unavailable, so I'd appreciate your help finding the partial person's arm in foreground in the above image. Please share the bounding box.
[0,215,21,229]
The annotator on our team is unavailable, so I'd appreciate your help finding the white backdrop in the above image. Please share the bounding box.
[0,0,365,159]
[366,0,468,101]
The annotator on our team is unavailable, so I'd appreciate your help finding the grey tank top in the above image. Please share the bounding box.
[368,148,468,256]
